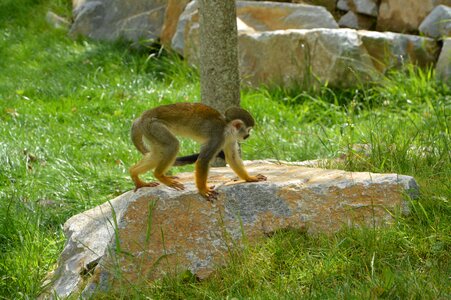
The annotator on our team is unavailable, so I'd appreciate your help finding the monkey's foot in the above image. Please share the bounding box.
[167,181,185,191]
[156,175,185,191]
[133,181,160,192]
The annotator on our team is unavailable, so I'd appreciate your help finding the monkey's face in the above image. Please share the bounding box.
[238,125,252,141]
[229,119,253,142]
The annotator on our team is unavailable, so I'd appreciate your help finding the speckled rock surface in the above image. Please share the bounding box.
[41,161,418,298]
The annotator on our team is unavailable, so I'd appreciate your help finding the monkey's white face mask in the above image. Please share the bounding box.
[227,119,252,142]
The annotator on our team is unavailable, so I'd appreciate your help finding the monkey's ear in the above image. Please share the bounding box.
[231,119,244,130]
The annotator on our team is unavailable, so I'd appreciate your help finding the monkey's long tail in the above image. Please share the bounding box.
[173,151,225,166]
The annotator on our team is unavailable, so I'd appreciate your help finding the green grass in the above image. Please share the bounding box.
[1,1,450,299]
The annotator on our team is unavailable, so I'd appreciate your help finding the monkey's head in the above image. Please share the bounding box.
[225,107,255,141]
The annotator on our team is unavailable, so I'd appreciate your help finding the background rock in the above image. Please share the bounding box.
[68,0,450,45]
[239,29,438,88]
[359,30,440,73]
[66,0,448,87]
[69,0,168,42]
[337,0,378,17]
[434,0,451,6]
[249,0,337,13]
[436,38,451,83]
[172,0,339,62]
[338,11,376,30]
[376,0,447,34]
[235,1,338,32]
[41,161,418,298]
[173,1,439,89]
[297,0,337,12]
[171,1,198,57]
[419,5,451,39]
[237,29,376,88]
[160,0,190,47]
[172,0,339,57]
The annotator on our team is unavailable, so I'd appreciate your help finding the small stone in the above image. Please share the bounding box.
[338,11,376,30]
[337,0,378,17]
[45,11,70,29]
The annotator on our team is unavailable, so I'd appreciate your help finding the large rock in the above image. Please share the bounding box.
[239,29,439,88]
[419,5,451,39]
[41,161,418,298]
[236,29,377,88]
[296,0,337,12]
[249,0,337,13]
[436,38,451,83]
[172,0,338,56]
[69,0,168,42]
[174,1,439,88]
[235,1,338,32]
[359,30,440,73]
[337,0,378,17]
[377,0,451,33]
[69,0,340,44]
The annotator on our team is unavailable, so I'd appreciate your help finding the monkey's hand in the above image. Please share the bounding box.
[246,174,267,182]
[199,186,218,201]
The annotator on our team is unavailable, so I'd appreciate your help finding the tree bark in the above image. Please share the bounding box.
[198,0,241,113]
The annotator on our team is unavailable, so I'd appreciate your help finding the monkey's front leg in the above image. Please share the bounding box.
[195,159,218,201]
[198,186,218,201]
[224,142,267,183]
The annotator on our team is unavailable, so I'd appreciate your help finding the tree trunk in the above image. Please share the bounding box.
[198,0,240,113]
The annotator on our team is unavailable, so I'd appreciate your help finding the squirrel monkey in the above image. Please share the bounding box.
[129,103,267,200]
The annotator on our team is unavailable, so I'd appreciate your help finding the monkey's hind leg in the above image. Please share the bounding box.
[153,148,185,191]
[148,122,185,191]
[129,152,160,191]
